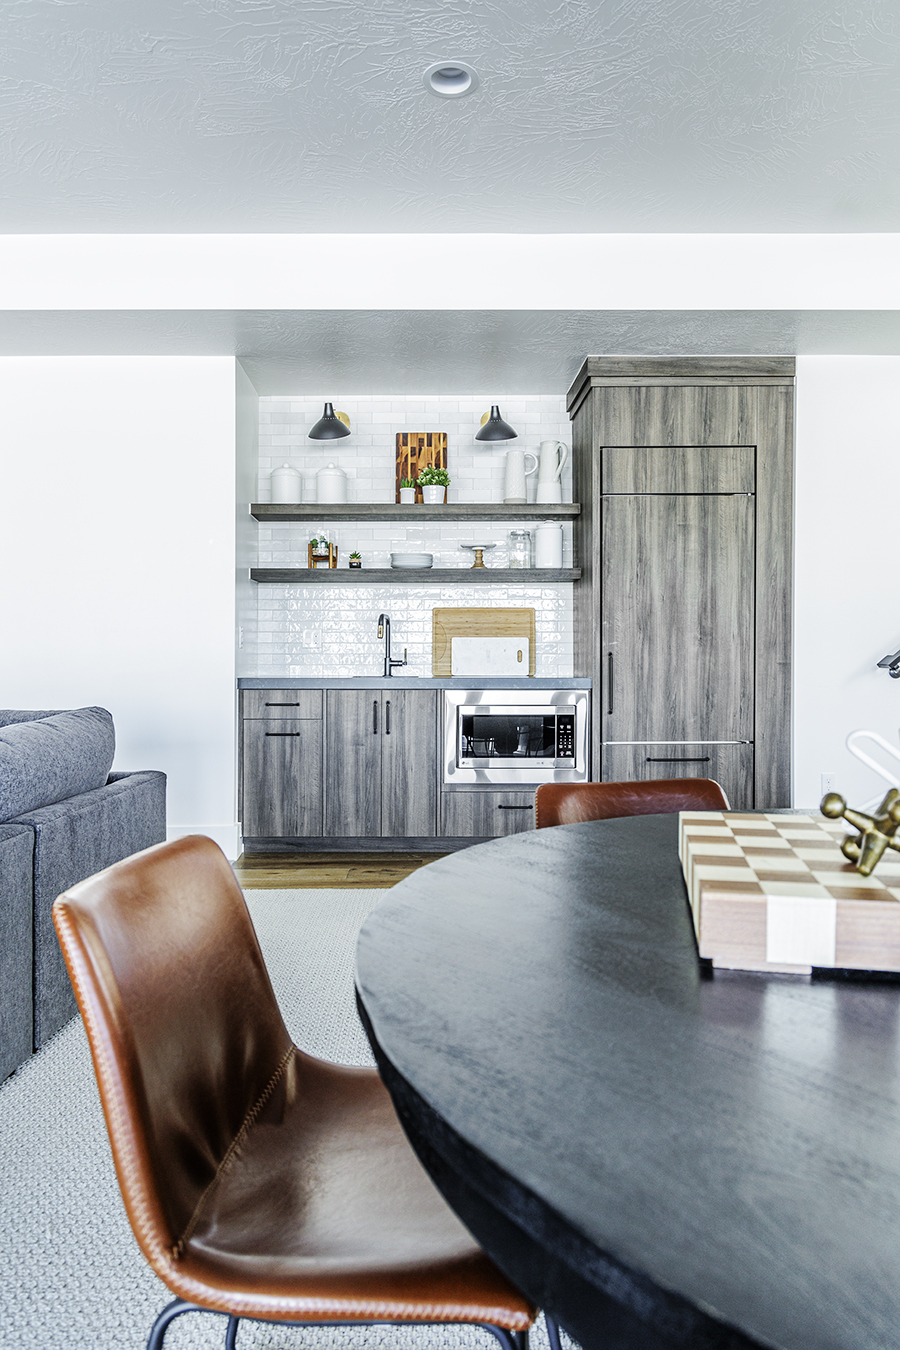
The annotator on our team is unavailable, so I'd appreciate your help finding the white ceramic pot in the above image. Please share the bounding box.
[316,462,348,503]
[399,487,416,504]
[537,440,568,484]
[422,485,445,504]
[534,522,564,568]
[270,463,303,504]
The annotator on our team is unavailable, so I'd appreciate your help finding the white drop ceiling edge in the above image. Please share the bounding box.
[0,310,897,393]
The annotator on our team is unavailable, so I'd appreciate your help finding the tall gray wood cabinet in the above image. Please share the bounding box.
[567,358,794,810]
[325,689,438,839]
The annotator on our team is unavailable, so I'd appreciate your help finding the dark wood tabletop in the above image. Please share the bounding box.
[354,814,900,1350]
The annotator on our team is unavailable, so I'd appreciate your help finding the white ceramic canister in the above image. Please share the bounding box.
[270,463,303,504]
[316,462,348,504]
[534,521,564,568]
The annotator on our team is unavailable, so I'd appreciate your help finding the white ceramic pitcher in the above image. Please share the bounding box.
[536,441,568,503]
[504,449,538,504]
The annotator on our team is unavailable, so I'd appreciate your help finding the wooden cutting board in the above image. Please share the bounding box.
[432,608,535,677]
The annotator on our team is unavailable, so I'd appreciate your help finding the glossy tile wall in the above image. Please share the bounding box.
[250,393,575,679]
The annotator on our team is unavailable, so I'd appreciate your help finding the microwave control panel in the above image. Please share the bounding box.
[556,713,575,757]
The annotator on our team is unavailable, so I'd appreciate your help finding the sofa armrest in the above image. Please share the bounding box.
[13,769,167,1046]
[0,824,33,1078]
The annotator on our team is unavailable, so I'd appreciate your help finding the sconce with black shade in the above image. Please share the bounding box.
[475,405,518,442]
[308,402,351,440]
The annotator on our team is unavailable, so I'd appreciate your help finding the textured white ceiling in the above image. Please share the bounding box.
[3,0,900,232]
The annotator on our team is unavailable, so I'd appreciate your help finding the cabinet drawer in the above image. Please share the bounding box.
[242,689,323,720]
[601,742,754,813]
[441,791,536,838]
[241,719,323,837]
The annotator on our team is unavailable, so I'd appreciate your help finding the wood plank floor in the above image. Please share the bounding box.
[234,851,449,889]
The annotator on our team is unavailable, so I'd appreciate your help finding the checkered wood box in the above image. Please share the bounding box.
[678,812,900,974]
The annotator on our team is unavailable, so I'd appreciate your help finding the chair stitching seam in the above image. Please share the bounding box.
[172,1042,295,1260]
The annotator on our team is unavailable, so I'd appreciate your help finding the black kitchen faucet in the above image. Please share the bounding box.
[377,613,407,677]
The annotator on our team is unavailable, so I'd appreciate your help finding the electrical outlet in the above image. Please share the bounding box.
[821,773,837,796]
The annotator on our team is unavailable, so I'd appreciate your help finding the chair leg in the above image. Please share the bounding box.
[224,1314,240,1349]
[544,1314,563,1350]
[480,1325,526,1350]
[146,1299,203,1350]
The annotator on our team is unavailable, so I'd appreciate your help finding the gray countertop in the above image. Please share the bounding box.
[238,677,592,689]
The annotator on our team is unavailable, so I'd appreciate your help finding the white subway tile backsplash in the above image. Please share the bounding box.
[249,393,575,678]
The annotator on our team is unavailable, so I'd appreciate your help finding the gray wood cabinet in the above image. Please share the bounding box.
[325,689,437,839]
[569,357,794,810]
[241,717,323,838]
[440,791,536,838]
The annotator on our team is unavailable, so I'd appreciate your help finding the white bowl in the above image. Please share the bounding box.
[391,552,433,569]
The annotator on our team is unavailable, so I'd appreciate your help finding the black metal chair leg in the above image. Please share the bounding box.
[146,1299,203,1350]
[545,1313,564,1350]
[480,1325,525,1350]
[224,1314,239,1349]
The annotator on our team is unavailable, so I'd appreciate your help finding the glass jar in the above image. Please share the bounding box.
[507,529,534,569]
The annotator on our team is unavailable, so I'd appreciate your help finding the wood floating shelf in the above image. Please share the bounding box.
[251,503,581,522]
[251,568,582,585]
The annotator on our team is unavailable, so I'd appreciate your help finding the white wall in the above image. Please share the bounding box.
[0,356,240,856]
[794,357,900,808]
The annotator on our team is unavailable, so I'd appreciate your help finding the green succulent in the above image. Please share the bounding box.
[400,478,415,488]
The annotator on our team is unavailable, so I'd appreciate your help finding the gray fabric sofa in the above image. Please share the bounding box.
[0,707,166,1079]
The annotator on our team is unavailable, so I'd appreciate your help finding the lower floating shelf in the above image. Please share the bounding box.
[251,568,581,584]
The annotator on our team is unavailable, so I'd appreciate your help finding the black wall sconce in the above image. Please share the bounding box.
[309,402,351,440]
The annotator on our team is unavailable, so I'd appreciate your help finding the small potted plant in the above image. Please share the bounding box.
[399,477,416,504]
[349,551,362,569]
[417,465,450,505]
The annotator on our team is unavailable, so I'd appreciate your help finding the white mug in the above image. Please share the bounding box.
[504,450,538,504]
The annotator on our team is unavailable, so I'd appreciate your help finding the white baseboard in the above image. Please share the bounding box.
[166,823,241,862]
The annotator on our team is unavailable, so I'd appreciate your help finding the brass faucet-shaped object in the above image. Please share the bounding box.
[820,787,900,876]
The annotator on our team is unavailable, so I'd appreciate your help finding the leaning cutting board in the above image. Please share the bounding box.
[451,637,530,677]
[432,608,535,677]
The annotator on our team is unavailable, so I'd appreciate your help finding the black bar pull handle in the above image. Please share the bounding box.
[646,756,711,763]
[265,701,300,706]
[265,732,301,737]
[373,700,378,734]
[607,653,614,716]
[385,700,391,734]
[498,805,534,810]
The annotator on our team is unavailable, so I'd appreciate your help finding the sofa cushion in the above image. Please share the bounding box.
[0,707,115,823]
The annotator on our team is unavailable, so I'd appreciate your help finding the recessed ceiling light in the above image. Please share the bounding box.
[423,60,479,99]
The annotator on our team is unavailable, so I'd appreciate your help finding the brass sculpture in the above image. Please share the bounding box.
[820,788,900,876]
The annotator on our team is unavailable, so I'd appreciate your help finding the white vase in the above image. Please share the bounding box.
[399,487,416,504]
[422,485,444,504]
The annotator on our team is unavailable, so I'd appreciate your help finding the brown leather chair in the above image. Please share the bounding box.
[535,777,730,829]
[52,836,538,1350]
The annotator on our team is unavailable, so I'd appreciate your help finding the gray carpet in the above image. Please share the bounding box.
[0,889,562,1350]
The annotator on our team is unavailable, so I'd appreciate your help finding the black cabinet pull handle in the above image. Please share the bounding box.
[386,700,391,734]
[608,653,613,715]
[265,732,301,737]
[498,805,534,810]
[373,700,378,734]
[265,701,299,706]
[646,756,711,763]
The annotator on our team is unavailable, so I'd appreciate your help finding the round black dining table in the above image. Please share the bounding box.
[354,814,900,1350]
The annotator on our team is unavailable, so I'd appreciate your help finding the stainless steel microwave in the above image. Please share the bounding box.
[443,689,590,788]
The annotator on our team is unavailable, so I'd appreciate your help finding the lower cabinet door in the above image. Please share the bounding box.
[241,719,323,837]
[601,743,754,812]
[381,690,438,838]
[325,690,383,837]
[440,791,536,838]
